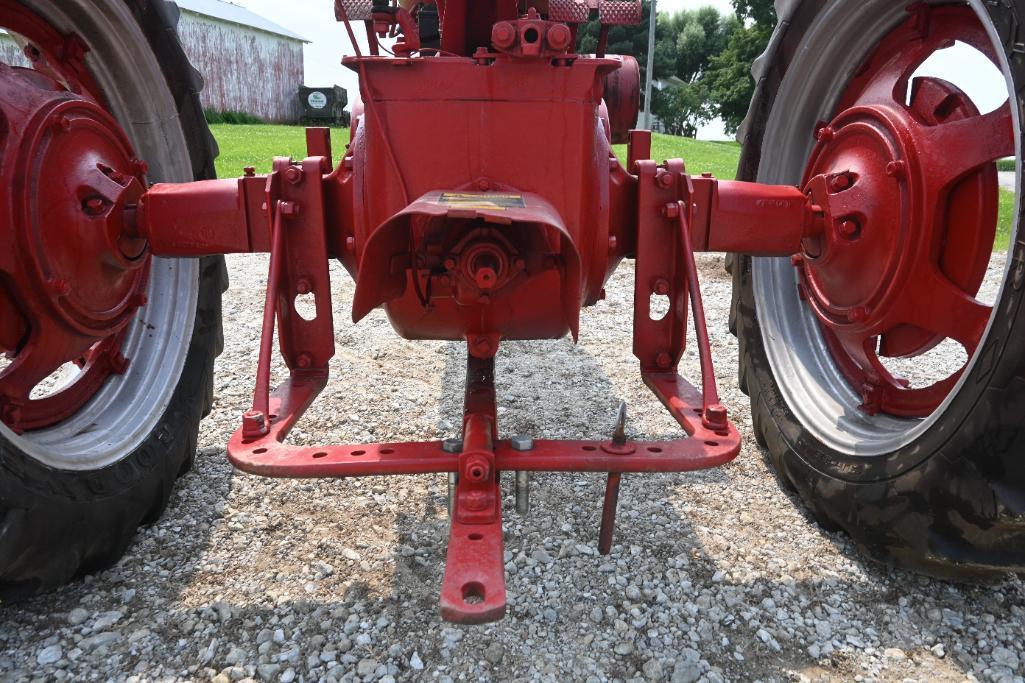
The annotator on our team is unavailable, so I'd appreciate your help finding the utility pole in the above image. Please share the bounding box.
[643,0,657,129]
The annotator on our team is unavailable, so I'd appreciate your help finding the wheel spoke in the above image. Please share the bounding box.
[905,273,991,353]
[917,103,1013,191]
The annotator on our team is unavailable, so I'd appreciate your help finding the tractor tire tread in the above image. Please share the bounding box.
[0,0,224,601]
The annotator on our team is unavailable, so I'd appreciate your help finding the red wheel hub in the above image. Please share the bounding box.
[0,8,150,432]
[796,5,1012,417]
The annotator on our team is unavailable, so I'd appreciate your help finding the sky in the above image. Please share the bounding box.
[226,0,1008,140]
[232,0,731,91]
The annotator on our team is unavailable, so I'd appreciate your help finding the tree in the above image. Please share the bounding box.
[652,81,708,136]
[701,0,777,134]
[577,2,738,132]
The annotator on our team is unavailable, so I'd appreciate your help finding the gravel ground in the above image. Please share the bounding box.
[2,253,1024,683]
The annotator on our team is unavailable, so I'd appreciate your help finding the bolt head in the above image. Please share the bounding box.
[511,434,534,451]
[657,171,674,189]
[492,21,516,49]
[296,353,313,369]
[653,278,671,296]
[285,166,304,184]
[656,353,673,369]
[815,125,834,142]
[546,23,572,51]
[296,279,312,295]
[661,203,680,219]
[244,166,257,177]
[703,404,728,429]
[242,410,268,437]
[279,202,300,218]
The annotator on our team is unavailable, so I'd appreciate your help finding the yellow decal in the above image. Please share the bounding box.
[436,192,526,211]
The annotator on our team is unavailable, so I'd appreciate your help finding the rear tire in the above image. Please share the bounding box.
[733,0,1025,578]
[0,0,224,599]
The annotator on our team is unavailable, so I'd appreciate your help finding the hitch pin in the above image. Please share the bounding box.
[598,402,628,555]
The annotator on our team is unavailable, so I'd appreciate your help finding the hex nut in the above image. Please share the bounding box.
[510,434,534,451]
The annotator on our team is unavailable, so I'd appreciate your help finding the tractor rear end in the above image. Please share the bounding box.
[2,0,1024,621]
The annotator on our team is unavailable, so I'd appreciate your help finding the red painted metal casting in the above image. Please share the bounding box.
[795,5,1008,416]
[0,10,148,432]
[1,1,1009,623]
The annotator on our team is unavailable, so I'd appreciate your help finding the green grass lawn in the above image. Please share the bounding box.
[209,124,350,178]
[212,125,1014,251]
[612,133,742,179]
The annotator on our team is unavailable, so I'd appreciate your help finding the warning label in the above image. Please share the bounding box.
[436,193,526,211]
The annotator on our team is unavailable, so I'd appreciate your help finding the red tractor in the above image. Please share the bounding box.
[0,0,1022,623]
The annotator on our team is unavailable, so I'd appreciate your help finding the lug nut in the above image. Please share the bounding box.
[886,160,907,178]
[830,173,852,191]
[837,218,861,239]
[847,306,871,323]
[54,114,73,133]
[83,198,107,216]
[47,277,70,296]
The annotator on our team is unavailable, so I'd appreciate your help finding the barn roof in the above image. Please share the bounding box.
[176,0,308,43]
